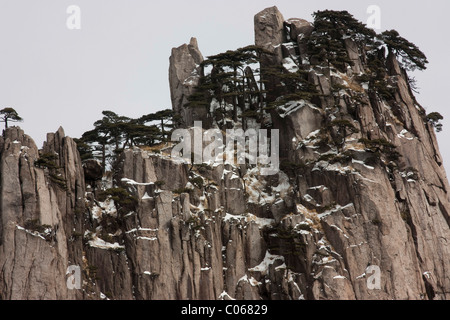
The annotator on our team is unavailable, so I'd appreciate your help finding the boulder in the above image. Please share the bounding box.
[286,18,313,40]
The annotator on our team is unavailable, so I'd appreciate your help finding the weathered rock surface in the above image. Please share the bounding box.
[162,6,450,300]
[286,18,313,41]
[169,37,204,127]
[0,7,449,301]
[254,6,286,65]
[0,127,85,299]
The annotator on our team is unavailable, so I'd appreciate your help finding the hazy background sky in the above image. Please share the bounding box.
[0,0,449,172]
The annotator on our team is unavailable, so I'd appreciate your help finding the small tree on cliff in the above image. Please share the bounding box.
[380,30,429,71]
[0,107,23,129]
[96,111,130,151]
[427,112,444,133]
[81,127,110,172]
[326,119,360,151]
[139,109,174,142]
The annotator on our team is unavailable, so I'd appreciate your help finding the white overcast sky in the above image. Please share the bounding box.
[1,0,449,172]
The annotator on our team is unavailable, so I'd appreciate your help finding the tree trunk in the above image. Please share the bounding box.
[101,144,106,173]
[161,119,165,142]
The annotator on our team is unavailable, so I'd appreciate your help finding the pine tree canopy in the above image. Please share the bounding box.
[381,29,429,71]
[0,107,23,129]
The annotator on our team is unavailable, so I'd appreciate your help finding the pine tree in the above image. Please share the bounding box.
[307,10,376,72]
[121,121,160,148]
[427,112,444,133]
[0,107,23,129]
[96,111,130,151]
[327,119,360,151]
[380,30,429,71]
[139,109,174,142]
[275,68,318,108]
[185,72,217,121]
[188,45,276,128]
[73,138,94,161]
[80,111,131,171]
[81,128,110,171]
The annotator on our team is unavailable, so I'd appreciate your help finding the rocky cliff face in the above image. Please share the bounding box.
[0,6,449,300]
[0,127,85,299]
[165,6,450,300]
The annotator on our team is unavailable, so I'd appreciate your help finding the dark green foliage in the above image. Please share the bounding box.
[361,52,394,100]
[188,43,318,127]
[0,107,23,129]
[268,67,318,110]
[154,180,165,188]
[427,112,444,133]
[186,75,215,107]
[305,10,427,100]
[74,138,94,161]
[401,207,412,222]
[322,119,360,151]
[139,109,174,142]
[72,231,84,239]
[24,219,53,241]
[99,188,138,212]
[318,151,352,164]
[313,131,333,150]
[307,10,375,72]
[331,83,348,93]
[381,30,429,71]
[195,163,212,175]
[99,230,114,243]
[280,160,306,176]
[49,173,68,191]
[80,113,118,171]
[24,219,52,234]
[35,152,69,191]
[297,223,312,232]
[186,215,204,231]
[198,47,262,123]
[359,138,401,163]
[188,45,274,128]
[78,109,173,172]
[189,176,204,189]
[172,187,192,194]
[121,121,161,148]
[371,218,382,226]
[329,119,359,132]
[239,109,259,119]
[35,152,59,170]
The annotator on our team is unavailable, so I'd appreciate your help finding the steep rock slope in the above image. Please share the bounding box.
[0,127,85,299]
[167,6,450,300]
[0,6,448,300]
